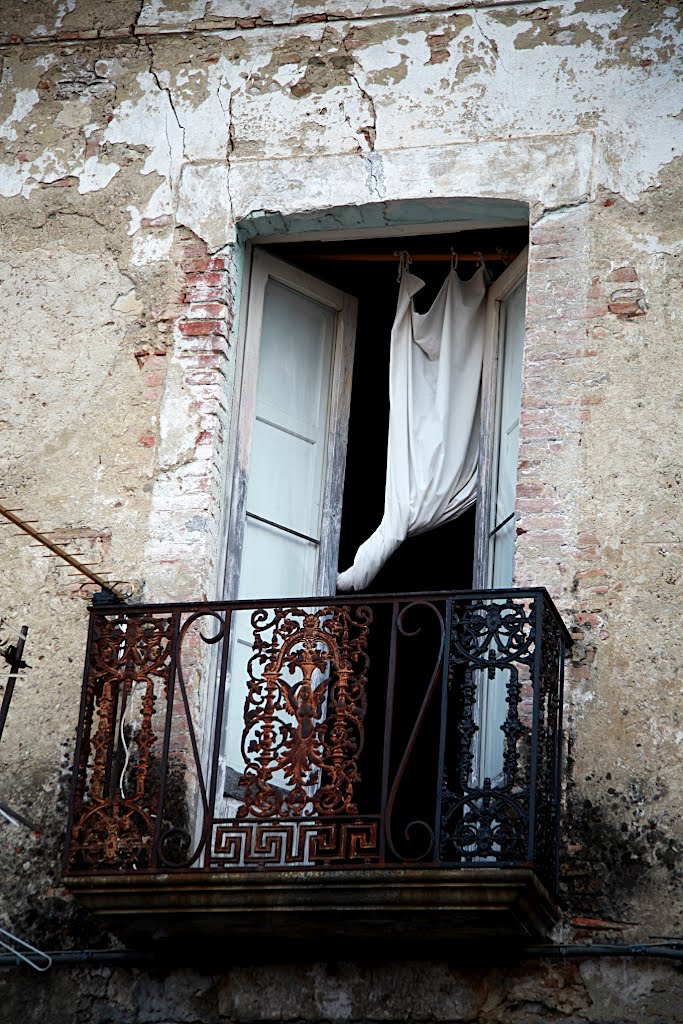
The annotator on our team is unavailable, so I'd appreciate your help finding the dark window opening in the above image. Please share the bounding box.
[265,228,526,594]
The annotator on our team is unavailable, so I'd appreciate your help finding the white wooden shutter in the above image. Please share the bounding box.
[239,278,337,601]
[475,251,528,786]
[488,274,526,590]
[223,252,357,777]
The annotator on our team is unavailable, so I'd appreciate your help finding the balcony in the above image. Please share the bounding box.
[63,589,570,949]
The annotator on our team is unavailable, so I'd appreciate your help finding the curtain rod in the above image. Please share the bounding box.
[290,252,514,263]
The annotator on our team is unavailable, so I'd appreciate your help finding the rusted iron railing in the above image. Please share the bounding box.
[63,589,569,896]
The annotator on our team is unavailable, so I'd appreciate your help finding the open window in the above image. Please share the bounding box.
[220,231,528,802]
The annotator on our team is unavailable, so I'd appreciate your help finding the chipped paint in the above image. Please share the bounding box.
[0,87,40,141]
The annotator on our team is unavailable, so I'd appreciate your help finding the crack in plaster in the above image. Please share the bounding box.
[472,10,508,73]
[143,38,186,167]
[131,0,146,36]
[219,81,237,224]
[340,29,383,200]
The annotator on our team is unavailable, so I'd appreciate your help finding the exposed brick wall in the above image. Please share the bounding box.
[143,229,236,604]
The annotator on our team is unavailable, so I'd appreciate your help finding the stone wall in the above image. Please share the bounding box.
[1,0,682,1019]
[5,957,683,1023]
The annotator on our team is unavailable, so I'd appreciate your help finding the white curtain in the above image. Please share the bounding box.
[337,259,488,592]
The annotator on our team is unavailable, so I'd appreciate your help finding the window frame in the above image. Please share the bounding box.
[472,246,529,590]
[221,246,358,602]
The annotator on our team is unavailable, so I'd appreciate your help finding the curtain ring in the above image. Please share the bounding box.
[450,247,458,272]
[474,250,485,269]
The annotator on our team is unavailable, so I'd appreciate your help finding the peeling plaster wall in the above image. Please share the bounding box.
[1,0,683,1019]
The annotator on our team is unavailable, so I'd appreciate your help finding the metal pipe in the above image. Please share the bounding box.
[0,625,27,745]
[2,943,683,970]
[0,949,156,968]
[523,943,683,961]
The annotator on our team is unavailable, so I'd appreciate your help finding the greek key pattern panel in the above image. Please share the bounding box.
[211,818,380,866]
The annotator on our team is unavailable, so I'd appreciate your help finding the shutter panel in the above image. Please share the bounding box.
[223,255,357,779]
[480,269,527,786]
[488,276,526,589]
[239,279,336,602]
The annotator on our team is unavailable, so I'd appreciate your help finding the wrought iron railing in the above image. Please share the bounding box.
[63,590,569,895]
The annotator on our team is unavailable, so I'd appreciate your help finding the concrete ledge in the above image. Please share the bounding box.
[64,866,559,951]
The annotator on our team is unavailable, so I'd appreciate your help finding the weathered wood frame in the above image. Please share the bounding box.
[222,247,358,600]
[471,247,529,787]
[473,247,529,590]
[210,248,357,809]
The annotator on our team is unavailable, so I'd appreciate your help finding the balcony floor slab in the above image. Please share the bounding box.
[64,866,559,951]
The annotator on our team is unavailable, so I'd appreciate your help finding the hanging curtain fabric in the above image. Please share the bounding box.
[337,256,488,592]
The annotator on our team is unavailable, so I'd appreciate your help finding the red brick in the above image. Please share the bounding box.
[183,257,227,273]
[181,242,209,258]
[608,300,646,318]
[525,531,569,548]
[185,285,226,303]
[185,272,226,287]
[609,266,638,283]
[194,352,228,368]
[587,277,601,300]
[516,482,545,497]
[185,302,228,320]
[177,339,229,359]
[184,370,224,386]
[177,319,227,336]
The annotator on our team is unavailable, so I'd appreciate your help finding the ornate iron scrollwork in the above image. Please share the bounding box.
[440,596,536,864]
[237,605,371,819]
[67,614,173,870]
[210,605,375,867]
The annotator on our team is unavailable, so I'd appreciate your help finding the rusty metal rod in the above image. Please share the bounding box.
[0,503,125,600]
[292,251,513,262]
